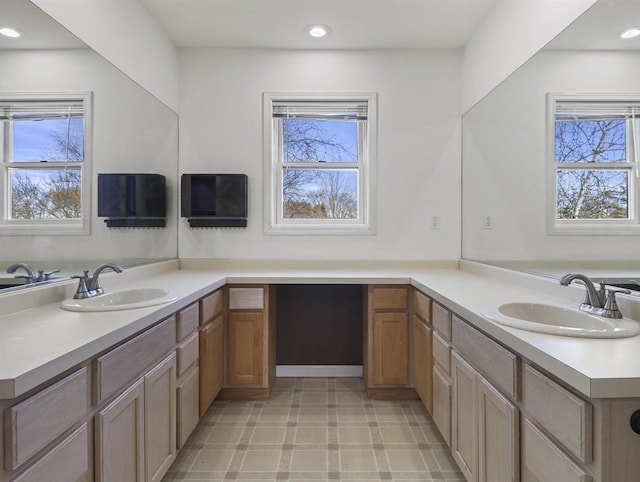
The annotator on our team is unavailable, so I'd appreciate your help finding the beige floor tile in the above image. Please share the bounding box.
[302,378,329,390]
[300,391,329,405]
[290,449,329,471]
[250,426,287,444]
[379,426,416,444]
[385,450,427,472]
[240,449,282,472]
[336,390,367,404]
[340,449,378,472]
[205,425,246,444]
[337,407,368,422]
[190,449,234,472]
[294,426,328,444]
[338,426,372,444]
[297,407,328,421]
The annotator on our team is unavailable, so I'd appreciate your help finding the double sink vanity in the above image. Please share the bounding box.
[1,258,640,481]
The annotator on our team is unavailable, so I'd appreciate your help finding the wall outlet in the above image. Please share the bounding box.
[431,215,440,229]
[483,215,493,230]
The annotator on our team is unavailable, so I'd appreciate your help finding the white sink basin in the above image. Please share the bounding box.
[61,288,177,312]
[482,302,639,338]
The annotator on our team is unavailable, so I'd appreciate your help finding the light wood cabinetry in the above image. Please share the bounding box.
[450,316,519,482]
[365,285,414,399]
[223,285,275,399]
[412,289,433,414]
[431,302,453,444]
[198,291,223,416]
[96,353,177,482]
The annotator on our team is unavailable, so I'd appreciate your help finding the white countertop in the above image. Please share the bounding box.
[1,258,639,400]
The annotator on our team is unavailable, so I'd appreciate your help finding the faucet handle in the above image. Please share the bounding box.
[602,288,631,319]
[71,271,91,299]
[38,269,61,282]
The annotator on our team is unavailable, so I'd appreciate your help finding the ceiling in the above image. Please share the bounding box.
[139,0,498,49]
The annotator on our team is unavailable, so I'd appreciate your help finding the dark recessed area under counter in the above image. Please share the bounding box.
[276,284,363,366]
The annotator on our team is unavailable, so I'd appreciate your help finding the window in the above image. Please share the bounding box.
[0,93,91,235]
[263,93,377,234]
[548,94,640,234]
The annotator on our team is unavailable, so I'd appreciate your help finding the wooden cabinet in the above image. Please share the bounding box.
[199,291,223,415]
[223,285,275,399]
[451,351,478,481]
[365,285,413,398]
[228,311,264,385]
[451,350,519,482]
[96,354,176,482]
[413,315,433,413]
[96,378,145,482]
[431,303,453,445]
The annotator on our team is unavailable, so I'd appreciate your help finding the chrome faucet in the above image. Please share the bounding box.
[72,263,124,299]
[7,263,38,284]
[560,273,630,319]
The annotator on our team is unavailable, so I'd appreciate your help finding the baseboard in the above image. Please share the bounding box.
[366,387,419,400]
[276,365,363,377]
[218,387,270,400]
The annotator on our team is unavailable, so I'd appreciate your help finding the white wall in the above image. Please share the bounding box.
[1,49,178,263]
[462,49,640,261]
[462,0,597,113]
[178,49,462,260]
[30,0,180,112]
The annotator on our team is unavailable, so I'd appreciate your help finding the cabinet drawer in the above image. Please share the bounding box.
[177,302,199,341]
[522,419,591,482]
[432,365,451,446]
[432,303,452,340]
[95,316,176,404]
[177,367,200,449]
[372,287,408,310]
[5,367,88,470]
[452,316,518,399]
[177,331,199,377]
[432,331,451,375]
[200,290,223,324]
[13,423,89,482]
[228,287,264,310]
[523,364,592,463]
[413,289,431,322]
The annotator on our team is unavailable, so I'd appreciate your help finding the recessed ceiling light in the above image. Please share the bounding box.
[620,27,640,39]
[307,25,329,38]
[0,27,21,38]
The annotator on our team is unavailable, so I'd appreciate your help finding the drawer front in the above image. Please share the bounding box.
[6,367,88,470]
[523,364,592,463]
[177,331,199,377]
[200,290,223,324]
[432,331,451,375]
[177,302,199,341]
[95,316,176,404]
[432,365,451,446]
[522,419,592,482]
[372,287,408,310]
[452,316,518,399]
[13,423,89,482]
[413,289,431,323]
[177,367,200,449]
[432,303,452,340]
[228,287,264,310]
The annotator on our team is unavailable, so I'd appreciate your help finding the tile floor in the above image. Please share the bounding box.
[163,378,465,481]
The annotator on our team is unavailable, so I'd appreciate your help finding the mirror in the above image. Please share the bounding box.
[0,0,178,285]
[461,0,640,279]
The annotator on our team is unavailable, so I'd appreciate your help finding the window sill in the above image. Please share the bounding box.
[265,223,376,236]
[549,223,640,236]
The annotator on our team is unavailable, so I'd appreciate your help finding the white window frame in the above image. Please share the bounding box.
[263,92,377,235]
[547,93,640,235]
[0,92,92,235]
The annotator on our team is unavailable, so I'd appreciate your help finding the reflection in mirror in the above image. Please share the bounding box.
[462,0,640,281]
[0,0,178,290]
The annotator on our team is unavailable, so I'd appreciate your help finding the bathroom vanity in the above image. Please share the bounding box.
[1,259,640,481]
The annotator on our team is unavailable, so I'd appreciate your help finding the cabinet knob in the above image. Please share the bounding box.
[630,410,640,434]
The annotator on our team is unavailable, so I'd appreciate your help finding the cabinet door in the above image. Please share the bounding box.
[432,365,451,446]
[199,315,223,416]
[178,367,200,449]
[95,378,145,482]
[477,377,519,482]
[372,312,409,385]
[451,351,478,482]
[227,311,264,385]
[144,354,177,482]
[413,315,433,413]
